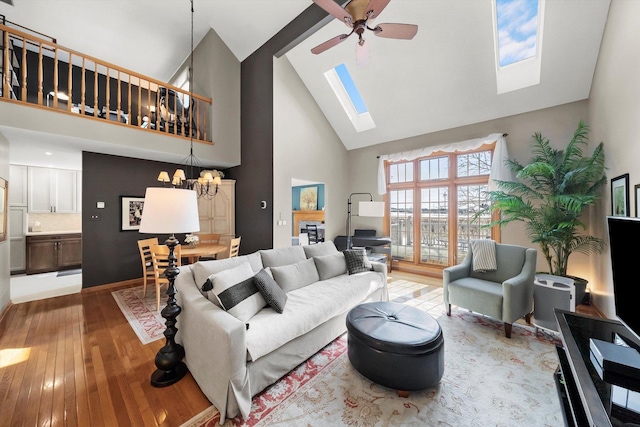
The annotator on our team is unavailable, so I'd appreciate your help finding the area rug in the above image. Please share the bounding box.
[180,309,563,427]
[112,286,166,344]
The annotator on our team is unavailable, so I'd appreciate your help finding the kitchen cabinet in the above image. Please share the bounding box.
[26,233,82,274]
[197,180,235,237]
[28,166,80,213]
[9,206,27,272]
[9,165,28,206]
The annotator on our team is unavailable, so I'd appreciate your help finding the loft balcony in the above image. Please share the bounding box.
[0,20,212,143]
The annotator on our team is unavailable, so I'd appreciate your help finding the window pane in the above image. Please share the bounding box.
[389,162,413,183]
[420,187,449,265]
[457,150,492,177]
[390,189,413,261]
[457,184,491,261]
[420,157,448,181]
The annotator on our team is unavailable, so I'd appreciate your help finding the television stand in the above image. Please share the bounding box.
[554,309,640,426]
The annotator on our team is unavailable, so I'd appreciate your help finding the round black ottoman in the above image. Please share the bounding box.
[346,301,444,396]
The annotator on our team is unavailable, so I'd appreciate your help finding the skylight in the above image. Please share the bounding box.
[492,0,545,94]
[324,64,375,132]
[496,0,539,67]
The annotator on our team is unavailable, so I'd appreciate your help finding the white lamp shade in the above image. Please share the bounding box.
[139,187,200,234]
[157,171,170,182]
[359,201,385,217]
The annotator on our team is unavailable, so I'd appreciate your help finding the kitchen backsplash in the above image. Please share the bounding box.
[29,213,82,232]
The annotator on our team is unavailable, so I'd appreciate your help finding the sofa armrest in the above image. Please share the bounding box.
[370,261,389,300]
[175,267,251,421]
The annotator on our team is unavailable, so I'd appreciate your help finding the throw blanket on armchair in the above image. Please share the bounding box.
[471,239,497,272]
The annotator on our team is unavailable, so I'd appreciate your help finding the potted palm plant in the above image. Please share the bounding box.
[482,121,607,303]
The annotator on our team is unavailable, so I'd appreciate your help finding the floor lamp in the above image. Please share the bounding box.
[346,192,386,249]
[139,187,200,387]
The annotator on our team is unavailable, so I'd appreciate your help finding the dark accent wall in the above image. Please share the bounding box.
[232,4,334,255]
[81,151,189,288]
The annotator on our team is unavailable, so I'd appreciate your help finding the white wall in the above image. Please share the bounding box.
[348,100,591,277]
[0,131,10,313]
[588,0,640,318]
[273,56,349,248]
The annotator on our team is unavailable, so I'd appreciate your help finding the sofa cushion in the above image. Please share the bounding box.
[202,262,267,322]
[270,258,320,292]
[314,252,347,280]
[259,246,307,268]
[254,268,287,313]
[245,270,385,361]
[303,241,339,258]
[192,252,264,295]
[344,248,373,274]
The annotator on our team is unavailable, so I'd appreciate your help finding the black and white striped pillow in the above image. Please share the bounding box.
[201,262,267,322]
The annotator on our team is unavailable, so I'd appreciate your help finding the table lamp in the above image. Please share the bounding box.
[139,187,200,387]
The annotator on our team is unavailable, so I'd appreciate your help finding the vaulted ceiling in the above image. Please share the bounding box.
[1,0,611,166]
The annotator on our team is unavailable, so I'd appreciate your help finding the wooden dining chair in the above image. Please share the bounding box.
[196,233,221,244]
[137,237,159,299]
[217,237,241,259]
[306,225,320,244]
[149,244,182,311]
[195,233,221,260]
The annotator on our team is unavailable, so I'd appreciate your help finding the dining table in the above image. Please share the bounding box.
[181,243,228,264]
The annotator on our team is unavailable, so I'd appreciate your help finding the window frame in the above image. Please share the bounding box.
[384,144,500,273]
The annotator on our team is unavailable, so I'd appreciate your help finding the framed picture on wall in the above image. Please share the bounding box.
[300,186,318,211]
[0,177,7,242]
[611,173,630,217]
[120,196,145,231]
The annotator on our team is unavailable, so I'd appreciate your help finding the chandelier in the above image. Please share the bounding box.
[156,0,222,200]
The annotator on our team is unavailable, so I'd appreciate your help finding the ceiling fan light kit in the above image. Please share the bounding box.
[311,0,418,61]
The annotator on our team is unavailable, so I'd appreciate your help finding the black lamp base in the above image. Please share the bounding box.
[151,361,188,387]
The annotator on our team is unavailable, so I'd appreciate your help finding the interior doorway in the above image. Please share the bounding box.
[291,178,325,246]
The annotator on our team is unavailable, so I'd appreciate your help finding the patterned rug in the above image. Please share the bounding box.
[179,309,563,427]
[112,286,166,344]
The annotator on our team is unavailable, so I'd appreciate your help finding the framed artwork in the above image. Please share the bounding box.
[636,184,640,217]
[300,186,318,211]
[611,173,630,217]
[121,196,145,231]
[0,177,6,242]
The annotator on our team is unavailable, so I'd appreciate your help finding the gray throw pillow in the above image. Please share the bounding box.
[314,252,347,280]
[270,258,320,292]
[253,268,287,313]
[344,248,373,274]
[303,241,339,258]
[259,246,307,268]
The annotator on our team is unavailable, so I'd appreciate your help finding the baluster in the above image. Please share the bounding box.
[3,31,10,98]
[127,74,132,126]
[67,52,73,111]
[21,36,27,101]
[179,92,185,137]
[147,80,151,130]
[117,70,121,123]
[173,88,177,135]
[93,62,98,117]
[137,78,142,127]
[81,57,86,113]
[37,42,43,105]
[105,66,110,120]
[203,102,207,141]
[155,84,160,132]
[53,45,58,109]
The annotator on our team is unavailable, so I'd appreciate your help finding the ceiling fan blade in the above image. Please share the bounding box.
[372,23,418,40]
[365,0,391,20]
[356,41,369,67]
[311,33,351,55]
[312,0,353,25]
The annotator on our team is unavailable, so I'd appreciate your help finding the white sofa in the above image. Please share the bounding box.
[174,241,388,423]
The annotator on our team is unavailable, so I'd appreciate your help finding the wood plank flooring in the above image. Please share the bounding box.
[0,282,211,427]
[0,271,600,427]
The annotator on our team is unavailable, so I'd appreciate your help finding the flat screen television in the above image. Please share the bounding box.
[607,216,640,341]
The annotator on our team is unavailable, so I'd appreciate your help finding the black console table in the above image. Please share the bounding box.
[554,309,640,426]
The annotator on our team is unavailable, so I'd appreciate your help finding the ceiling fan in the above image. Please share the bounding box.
[310,0,418,63]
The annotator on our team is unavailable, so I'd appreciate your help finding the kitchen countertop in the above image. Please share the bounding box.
[26,230,82,236]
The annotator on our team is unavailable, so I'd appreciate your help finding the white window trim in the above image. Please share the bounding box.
[492,0,545,94]
[324,67,375,133]
[377,134,512,195]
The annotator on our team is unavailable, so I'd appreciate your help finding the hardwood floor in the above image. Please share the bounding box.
[0,271,600,427]
[0,282,211,427]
